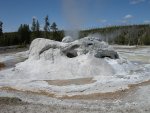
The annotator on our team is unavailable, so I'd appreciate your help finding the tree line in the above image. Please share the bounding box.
[0,15,64,46]
[80,24,150,45]
[0,17,150,46]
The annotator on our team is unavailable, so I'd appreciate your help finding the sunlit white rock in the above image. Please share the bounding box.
[62,36,74,43]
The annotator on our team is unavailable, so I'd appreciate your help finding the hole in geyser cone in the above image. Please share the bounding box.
[66,51,78,58]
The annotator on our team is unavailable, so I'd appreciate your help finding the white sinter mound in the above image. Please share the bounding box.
[0,36,149,96]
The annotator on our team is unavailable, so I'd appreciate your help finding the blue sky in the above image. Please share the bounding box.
[0,0,150,32]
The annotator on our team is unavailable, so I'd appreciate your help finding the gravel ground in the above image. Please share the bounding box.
[0,98,149,113]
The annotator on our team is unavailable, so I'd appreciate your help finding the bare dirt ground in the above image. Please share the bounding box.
[45,77,96,86]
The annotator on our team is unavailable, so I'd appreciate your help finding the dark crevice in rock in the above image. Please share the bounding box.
[66,51,78,58]
[87,43,93,46]
[61,44,80,53]
[95,50,119,59]
[61,44,79,58]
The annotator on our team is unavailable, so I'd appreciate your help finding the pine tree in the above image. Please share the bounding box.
[51,22,58,32]
[51,22,58,40]
[31,17,36,40]
[35,20,41,38]
[18,24,31,44]
[0,21,3,37]
[36,20,40,32]
[31,17,36,32]
[44,15,50,38]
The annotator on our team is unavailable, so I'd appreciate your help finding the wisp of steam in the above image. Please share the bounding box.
[62,0,89,40]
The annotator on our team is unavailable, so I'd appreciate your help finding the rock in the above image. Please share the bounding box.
[29,36,119,60]
[3,36,127,80]
[29,38,66,59]
[61,36,118,59]
[62,36,75,43]
[95,50,119,59]
[61,43,80,58]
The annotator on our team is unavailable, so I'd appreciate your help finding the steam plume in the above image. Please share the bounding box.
[62,0,88,40]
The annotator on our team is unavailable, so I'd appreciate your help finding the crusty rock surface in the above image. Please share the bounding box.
[29,36,118,60]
